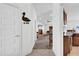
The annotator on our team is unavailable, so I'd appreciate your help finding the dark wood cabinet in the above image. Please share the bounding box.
[49,26,53,48]
[63,36,71,56]
[73,34,79,46]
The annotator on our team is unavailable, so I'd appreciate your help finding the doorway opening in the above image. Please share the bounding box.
[28,3,53,56]
[63,3,79,56]
[32,26,53,56]
[34,26,53,49]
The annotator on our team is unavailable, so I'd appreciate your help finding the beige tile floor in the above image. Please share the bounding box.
[33,35,49,49]
[68,47,79,56]
[28,49,54,56]
[34,34,52,49]
[28,34,53,56]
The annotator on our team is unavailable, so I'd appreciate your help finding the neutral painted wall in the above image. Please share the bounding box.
[0,4,22,56]
[52,4,64,56]
[0,3,37,56]
[20,4,37,55]
[67,20,79,30]
[6,3,37,56]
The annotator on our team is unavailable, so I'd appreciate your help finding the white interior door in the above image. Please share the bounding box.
[0,4,21,56]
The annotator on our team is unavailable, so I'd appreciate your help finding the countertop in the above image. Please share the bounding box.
[64,32,74,37]
[64,32,79,36]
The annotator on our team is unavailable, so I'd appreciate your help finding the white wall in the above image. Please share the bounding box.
[0,3,37,56]
[52,4,64,56]
[0,4,22,56]
[37,13,52,34]
[20,4,37,55]
[67,20,79,30]
[5,3,37,56]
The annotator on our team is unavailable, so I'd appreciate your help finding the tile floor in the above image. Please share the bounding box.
[33,35,49,49]
[28,49,54,56]
[68,46,79,56]
[28,34,53,56]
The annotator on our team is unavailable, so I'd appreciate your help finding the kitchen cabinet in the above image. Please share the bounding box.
[63,36,71,56]
[73,33,79,46]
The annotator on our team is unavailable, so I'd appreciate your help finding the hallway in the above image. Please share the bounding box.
[28,34,53,56]
[28,49,54,56]
[0,3,71,56]
[33,35,50,49]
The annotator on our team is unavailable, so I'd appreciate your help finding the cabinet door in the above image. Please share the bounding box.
[0,4,21,56]
[64,36,70,56]
[73,36,79,46]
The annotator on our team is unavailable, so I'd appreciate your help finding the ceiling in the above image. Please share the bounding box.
[33,3,52,16]
[33,3,52,25]
[32,3,53,25]
[4,3,79,24]
[33,3,79,21]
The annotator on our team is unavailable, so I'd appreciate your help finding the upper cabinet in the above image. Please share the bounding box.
[63,9,67,25]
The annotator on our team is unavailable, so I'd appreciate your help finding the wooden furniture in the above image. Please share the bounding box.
[63,36,71,56]
[67,30,75,32]
[38,29,43,34]
[72,33,79,46]
[49,26,53,48]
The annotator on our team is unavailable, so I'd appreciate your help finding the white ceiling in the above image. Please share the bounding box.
[33,3,79,26]
[32,3,52,25]
[33,3,79,21]
[5,3,79,24]
[32,3,53,25]
[3,3,79,21]
[33,3,52,16]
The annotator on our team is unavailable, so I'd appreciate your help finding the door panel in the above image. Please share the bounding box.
[0,4,21,56]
